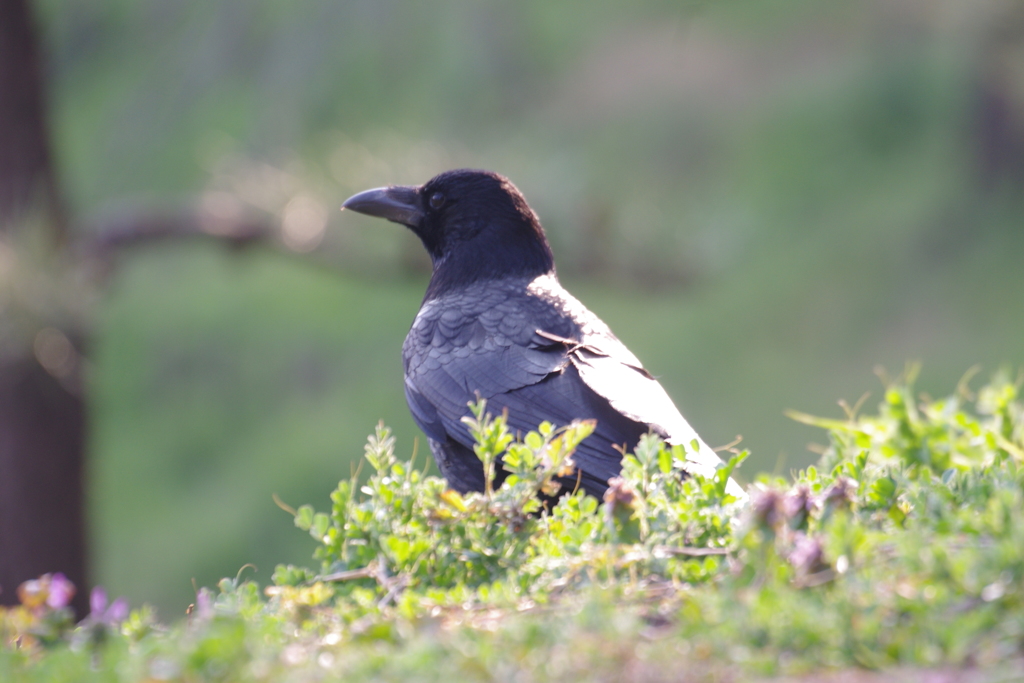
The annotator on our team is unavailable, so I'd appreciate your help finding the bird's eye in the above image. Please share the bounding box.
[429,192,445,210]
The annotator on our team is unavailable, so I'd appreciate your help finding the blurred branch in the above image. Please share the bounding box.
[74,206,362,284]
[79,208,275,259]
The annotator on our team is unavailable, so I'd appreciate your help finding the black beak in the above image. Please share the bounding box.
[341,185,423,228]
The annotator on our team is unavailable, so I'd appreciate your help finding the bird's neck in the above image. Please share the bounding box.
[422,239,555,303]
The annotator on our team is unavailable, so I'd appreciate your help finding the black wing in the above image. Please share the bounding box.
[402,278,571,444]
[403,274,733,496]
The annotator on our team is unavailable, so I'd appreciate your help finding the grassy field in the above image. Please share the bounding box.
[8,368,1024,680]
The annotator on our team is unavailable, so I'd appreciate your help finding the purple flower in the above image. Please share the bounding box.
[783,485,812,529]
[751,489,784,530]
[819,477,856,513]
[46,573,76,609]
[788,533,826,575]
[90,586,107,616]
[89,586,129,625]
[108,597,129,623]
[16,573,77,613]
[194,588,215,619]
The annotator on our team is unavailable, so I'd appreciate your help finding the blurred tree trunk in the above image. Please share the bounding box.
[0,356,87,615]
[0,0,63,228]
[0,0,87,616]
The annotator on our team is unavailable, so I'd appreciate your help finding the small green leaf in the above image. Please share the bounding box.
[311,512,330,540]
[658,447,672,474]
[294,504,315,531]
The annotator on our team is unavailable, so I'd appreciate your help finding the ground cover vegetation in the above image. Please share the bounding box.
[3,367,1023,680]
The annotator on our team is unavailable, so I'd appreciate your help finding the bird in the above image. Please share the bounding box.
[341,169,743,500]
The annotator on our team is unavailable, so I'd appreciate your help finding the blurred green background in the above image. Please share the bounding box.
[31,0,1024,617]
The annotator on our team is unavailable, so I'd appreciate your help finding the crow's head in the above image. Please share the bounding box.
[342,169,555,297]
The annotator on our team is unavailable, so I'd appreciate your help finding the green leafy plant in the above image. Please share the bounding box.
[4,368,1023,681]
[276,398,745,619]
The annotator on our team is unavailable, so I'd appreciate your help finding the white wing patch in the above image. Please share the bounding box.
[526,271,747,501]
[571,348,746,499]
